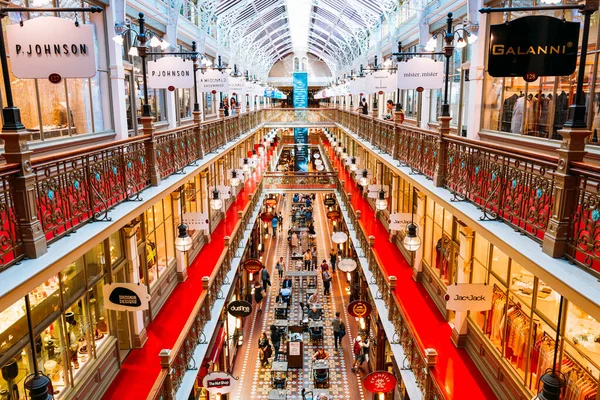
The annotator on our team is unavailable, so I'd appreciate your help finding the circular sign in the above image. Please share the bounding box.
[227,300,252,318]
[363,371,397,393]
[331,231,348,244]
[243,259,263,274]
[211,90,217,94]
[378,90,384,95]
[347,300,372,318]
[202,371,237,394]
[338,258,357,272]
[168,85,175,92]
[327,210,341,221]
[313,153,321,159]
[260,212,274,222]
[416,86,424,93]
[316,164,324,171]
[524,72,538,82]
[265,198,277,207]
[315,159,323,166]
[323,197,336,207]
[48,73,62,84]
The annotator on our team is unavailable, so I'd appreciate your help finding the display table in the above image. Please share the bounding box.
[287,326,304,369]
[268,389,286,400]
[274,303,288,319]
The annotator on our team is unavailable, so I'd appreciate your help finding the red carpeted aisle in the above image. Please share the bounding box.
[103,149,271,400]
[326,143,497,400]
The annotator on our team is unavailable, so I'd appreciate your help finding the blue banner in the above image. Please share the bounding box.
[293,72,309,172]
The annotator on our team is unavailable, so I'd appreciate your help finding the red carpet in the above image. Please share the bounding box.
[326,142,497,400]
[102,148,272,400]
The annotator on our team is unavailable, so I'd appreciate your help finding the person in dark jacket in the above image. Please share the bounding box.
[270,324,281,361]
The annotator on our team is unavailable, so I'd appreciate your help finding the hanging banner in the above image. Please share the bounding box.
[363,371,397,393]
[6,16,97,79]
[202,372,238,394]
[445,284,493,312]
[396,58,444,90]
[182,212,209,230]
[197,69,229,92]
[388,212,413,231]
[338,258,357,272]
[347,300,372,318]
[103,283,150,311]
[147,57,194,89]
[243,259,263,274]
[293,72,309,108]
[488,16,579,80]
[294,127,309,172]
[367,71,397,93]
[348,78,366,95]
[227,300,252,318]
[229,77,246,93]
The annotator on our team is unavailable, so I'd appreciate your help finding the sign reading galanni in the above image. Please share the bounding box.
[147,57,194,89]
[102,283,150,311]
[347,300,372,318]
[227,300,252,318]
[396,58,444,90]
[363,371,397,393]
[202,372,237,394]
[6,16,96,79]
[366,71,397,93]
[445,283,493,312]
[197,69,229,92]
[489,16,579,79]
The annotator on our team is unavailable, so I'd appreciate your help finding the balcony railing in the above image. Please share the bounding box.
[148,181,264,400]
[332,108,599,276]
[0,110,264,271]
[263,171,338,189]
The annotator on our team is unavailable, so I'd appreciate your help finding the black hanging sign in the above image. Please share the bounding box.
[488,16,580,79]
[227,300,252,318]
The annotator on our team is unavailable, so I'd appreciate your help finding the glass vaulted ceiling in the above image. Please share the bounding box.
[215,0,398,77]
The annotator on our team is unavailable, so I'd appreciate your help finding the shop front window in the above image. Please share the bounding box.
[143,197,176,289]
[177,88,192,120]
[481,5,599,144]
[424,199,456,285]
[0,7,109,143]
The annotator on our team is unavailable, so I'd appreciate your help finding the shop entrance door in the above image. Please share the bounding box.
[114,267,132,361]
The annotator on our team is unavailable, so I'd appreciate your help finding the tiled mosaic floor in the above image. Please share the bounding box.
[234,193,364,400]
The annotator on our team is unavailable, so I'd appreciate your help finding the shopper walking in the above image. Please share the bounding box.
[275,256,285,279]
[278,212,283,232]
[329,248,337,272]
[331,312,346,350]
[258,332,272,367]
[270,324,281,361]
[271,215,278,236]
[352,335,370,372]
[304,249,312,271]
[322,269,332,296]
[311,247,318,270]
[254,281,265,313]
[320,260,329,273]
[261,266,271,291]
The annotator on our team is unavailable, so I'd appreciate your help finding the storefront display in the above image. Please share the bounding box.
[423,199,456,285]
[143,198,176,288]
[470,233,599,396]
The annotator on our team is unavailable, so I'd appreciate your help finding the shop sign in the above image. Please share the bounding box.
[388,212,413,231]
[229,77,246,92]
[6,16,96,79]
[349,78,366,95]
[243,259,263,274]
[326,210,341,221]
[289,342,301,356]
[338,258,357,272]
[227,300,252,318]
[260,212,274,222]
[396,58,444,90]
[202,372,237,394]
[367,184,389,199]
[488,16,579,79]
[209,185,232,199]
[147,57,194,89]
[363,371,397,393]
[103,283,150,311]
[182,212,209,230]
[348,300,372,318]
[366,71,397,93]
[445,284,493,312]
[197,69,229,92]
[323,197,336,207]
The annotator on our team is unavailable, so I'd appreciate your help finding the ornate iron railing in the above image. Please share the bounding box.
[263,171,338,189]
[148,181,263,400]
[0,164,22,272]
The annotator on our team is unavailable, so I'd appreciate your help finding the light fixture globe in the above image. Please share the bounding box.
[128,46,139,57]
[375,190,388,210]
[230,171,241,187]
[358,171,370,187]
[252,149,258,161]
[174,224,193,252]
[258,145,265,155]
[332,231,348,244]
[210,189,223,210]
[242,158,250,172]
[403,223,421,252]
[349,157,358,172]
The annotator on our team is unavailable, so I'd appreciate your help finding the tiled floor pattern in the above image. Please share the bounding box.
[239,193,359,400]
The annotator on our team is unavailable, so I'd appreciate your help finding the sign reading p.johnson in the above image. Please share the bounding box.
[488,16,579,79]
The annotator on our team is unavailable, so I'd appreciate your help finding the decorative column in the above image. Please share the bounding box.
[122,222,148,347]
[142,116,161,186]
[542,128,590,257]
[412,192,426,282]
[433,115,450,187]
[171,190,188,282]
[200,170,211,240]
[194,108,204,159]
[451,225,474,348]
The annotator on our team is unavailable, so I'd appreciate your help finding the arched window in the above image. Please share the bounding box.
[294,57,300,71]
[301,57,307,72]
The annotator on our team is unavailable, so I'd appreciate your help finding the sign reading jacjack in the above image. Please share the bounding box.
[445,284,493,312]
[7,16,97,79]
